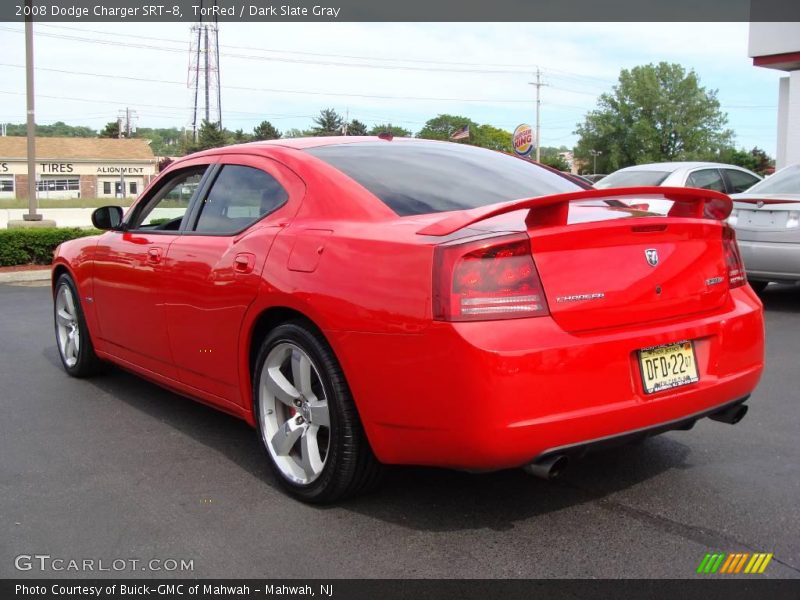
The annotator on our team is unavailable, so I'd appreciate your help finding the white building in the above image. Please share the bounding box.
[0,137,156,200]
[749,23,800,169]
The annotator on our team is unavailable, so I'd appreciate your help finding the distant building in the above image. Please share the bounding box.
[0,137,156,200]
[558,151,576,173]
[748,23,800,169]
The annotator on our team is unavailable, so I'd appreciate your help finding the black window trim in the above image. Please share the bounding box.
[179,162,291,238]
[122,164,215,235]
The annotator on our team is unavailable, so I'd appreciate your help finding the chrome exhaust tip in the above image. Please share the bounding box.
[522,454,569,480]
[708,403,749,425]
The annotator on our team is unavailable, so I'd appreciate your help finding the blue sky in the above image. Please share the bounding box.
[0,22,784,156]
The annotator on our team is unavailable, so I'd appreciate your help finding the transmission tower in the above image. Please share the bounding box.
[187,0,222,141]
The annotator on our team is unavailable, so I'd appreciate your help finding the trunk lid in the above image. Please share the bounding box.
[731,194,800,233]
[529,218,729,333]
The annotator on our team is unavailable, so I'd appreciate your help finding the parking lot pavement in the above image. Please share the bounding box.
[0,282,798,579]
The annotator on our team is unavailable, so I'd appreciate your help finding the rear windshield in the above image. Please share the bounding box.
[745,164,800,195]
[595,170,670,189]
[306,142,579,216]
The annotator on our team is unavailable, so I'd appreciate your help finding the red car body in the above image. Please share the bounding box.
[52,137,764,474]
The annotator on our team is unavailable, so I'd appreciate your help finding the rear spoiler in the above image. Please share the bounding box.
[416,186,732,237]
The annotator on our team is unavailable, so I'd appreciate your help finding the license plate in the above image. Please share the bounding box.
[638,341,699,394]
[738,209,787,229]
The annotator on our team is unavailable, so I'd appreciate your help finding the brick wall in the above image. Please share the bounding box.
[80,175,97,199]
[14,174,28,200]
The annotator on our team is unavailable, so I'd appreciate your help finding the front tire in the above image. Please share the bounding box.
[53,273,103,377]
[253,321,383,503]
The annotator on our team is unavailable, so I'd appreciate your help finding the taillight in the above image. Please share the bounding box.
[722,225,746,289]
[433,233,550,321]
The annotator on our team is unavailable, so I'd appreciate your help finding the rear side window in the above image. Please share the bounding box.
[723,169,760,194]
[194,165,288,234]
[306,142,578,216]
[594,170,670,189]
[687,169,725,192]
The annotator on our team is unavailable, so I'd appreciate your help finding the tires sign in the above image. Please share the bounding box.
[512,124,534,157]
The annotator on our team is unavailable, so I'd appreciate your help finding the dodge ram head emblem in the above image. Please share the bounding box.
[645,248,659,267]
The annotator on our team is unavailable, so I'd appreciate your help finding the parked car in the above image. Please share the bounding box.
[728,163,800,292]
[52,138,764,503]
[596,162,761,214]
[596,162,761,194]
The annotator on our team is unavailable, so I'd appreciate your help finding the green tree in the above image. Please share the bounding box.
[184,119,228,152]
[137,127,183,155]
[283,128,313,138]
[748,147,774,175]
[575,62,733,173]
[472,124,512,152]
[716,147,758,172]
[346,119,368,136]
[312,108,344,136]
[99,121,121,139]
[417,114,478,141]
[252,120,281,141]
[369,123,412,137]
[538,146,571,171]
[5,122,97,137]
[230,129,249,143]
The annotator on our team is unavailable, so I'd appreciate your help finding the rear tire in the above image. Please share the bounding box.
[253,320,383,503]
[749,280,769,294]
[53,273,104,377]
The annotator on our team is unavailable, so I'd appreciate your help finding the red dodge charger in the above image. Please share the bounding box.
[51,137,764,502]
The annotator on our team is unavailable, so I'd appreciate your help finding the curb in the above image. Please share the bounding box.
[0,269,52,284]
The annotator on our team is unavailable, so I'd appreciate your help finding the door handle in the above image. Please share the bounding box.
[233,253,255,274]
[147,247,162,264]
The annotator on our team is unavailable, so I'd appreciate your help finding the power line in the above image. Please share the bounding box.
[33,22,615,79]
[0,62,544,105]
[0,25,611,82]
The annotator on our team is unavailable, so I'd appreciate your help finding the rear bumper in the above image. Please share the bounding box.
[330,287,764,469]
[738,239,800,282]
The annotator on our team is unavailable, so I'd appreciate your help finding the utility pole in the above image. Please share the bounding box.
[529,69,548,163]
[204,27,210,124]
[23,1,40,222]
[589,149,602,174]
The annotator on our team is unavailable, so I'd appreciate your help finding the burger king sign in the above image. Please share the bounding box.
[512,124,534,157]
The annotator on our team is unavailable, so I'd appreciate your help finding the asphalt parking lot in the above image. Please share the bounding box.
[1,281,798,579]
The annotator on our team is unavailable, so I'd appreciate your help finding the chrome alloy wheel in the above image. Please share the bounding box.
[55,284,80,368]
[259,342,331,485]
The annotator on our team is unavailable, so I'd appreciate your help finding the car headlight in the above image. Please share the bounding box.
[787,211,799,229]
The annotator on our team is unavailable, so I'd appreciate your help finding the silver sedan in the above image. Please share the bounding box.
[729,164,800,292]
[596,162,762,214]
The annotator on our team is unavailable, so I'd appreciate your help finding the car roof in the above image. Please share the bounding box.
[238,135,418,150]
[616,161,747,173]
[177,136,434,162]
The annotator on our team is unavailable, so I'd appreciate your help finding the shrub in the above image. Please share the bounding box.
[0,228,101,267]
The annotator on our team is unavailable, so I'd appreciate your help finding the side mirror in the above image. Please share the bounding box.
[91,206,124,230]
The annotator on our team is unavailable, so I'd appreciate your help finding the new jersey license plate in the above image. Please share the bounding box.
[638,341,699,394]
